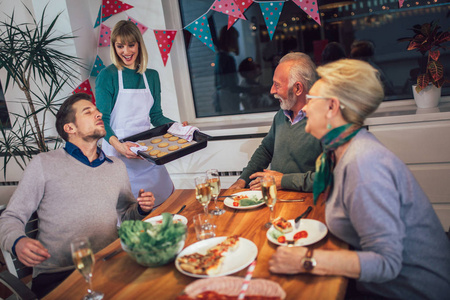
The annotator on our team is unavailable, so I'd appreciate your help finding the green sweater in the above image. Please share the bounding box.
[239,110,322,192]
[95,65,174,143]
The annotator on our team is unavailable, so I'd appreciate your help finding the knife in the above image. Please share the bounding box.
[278,198,305,202]
[103,249,123,261]
[295,206,312,229]
[173,205,186,215]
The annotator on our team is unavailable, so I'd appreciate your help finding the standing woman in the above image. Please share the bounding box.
[96,20,178,207]
[269,59,450,299]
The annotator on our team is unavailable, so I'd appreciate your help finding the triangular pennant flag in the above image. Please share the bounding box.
[259,1,285,40]
[398,0,404,8]
[73,80,96,104]
[211,0,246,20]
[185,14,215,53]
[101,0,133,18]
[98,24,111,47]
[154,30,177,66]
[94,5,112,28]
[228,0,253,29]
[90,55,106,77]
[292,0,321,26]
[128,17,148,35]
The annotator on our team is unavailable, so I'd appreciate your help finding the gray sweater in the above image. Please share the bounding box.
[0,149,144,277]
[326,129,450,300]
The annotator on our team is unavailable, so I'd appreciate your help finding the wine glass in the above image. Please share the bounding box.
[195,176,211,214]
[261,175,277,228]
[70,237,104,300]
[207,169,225,215]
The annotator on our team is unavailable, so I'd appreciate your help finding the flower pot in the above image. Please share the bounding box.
[412,84,441,108]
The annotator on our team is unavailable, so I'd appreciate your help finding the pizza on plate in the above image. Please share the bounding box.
[272,217,293,233]
[177,236,240,275]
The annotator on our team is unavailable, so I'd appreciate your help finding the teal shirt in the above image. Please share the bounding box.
[239,110,322,192]
[95,64,174,143]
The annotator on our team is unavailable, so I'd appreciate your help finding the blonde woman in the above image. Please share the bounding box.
[96,20,184,207]
[269,59,450,299]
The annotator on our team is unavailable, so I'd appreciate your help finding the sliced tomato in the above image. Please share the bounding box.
[233,201,239,207]
[277,235,286,243]
[294,230,308,240]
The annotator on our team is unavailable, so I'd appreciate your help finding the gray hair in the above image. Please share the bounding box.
[279,52,317,92]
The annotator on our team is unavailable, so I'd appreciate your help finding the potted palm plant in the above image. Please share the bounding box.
[0,4,84,178]
[399,21,450,108]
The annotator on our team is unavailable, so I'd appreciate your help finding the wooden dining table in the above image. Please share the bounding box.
[44,189,348,300]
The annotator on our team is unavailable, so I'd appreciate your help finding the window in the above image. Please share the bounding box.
[177,0,450,118]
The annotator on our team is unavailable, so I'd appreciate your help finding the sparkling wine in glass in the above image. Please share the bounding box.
[261,175,277,228]
[195,176,211,214]
[71,237,104,300]
[207,169,225,215]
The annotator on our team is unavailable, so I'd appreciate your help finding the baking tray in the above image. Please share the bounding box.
[120,123,209,165]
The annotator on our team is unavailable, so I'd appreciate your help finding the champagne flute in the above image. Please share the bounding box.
[207,169,225,215]
[261,175,277,228]
[195,176,211,214]
[71,237,104,300]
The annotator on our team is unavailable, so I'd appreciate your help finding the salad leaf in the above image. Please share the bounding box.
[270,228,284,240]
[239,195,263,206]
[118,213,186,266]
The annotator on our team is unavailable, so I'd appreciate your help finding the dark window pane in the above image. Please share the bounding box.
[178,0,450,118]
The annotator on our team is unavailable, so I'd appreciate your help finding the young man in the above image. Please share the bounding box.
[0,93,155,298]
[230,52,322,191]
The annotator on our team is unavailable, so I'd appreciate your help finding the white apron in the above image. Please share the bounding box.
[102,70,174,207]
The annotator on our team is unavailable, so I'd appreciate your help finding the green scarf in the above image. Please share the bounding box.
[313,123,361,204]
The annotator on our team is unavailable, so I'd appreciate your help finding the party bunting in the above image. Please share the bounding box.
[227,0,253,29]
[90,55,105,77]
[292,0,321,26]
[98,24,111,47]
[185,13,215,53]
[73,79,95,104]
[94,5,112,28]
[128,17,148,35]
[101,0,133,19]
[211,0,246,20]
[154,30,177,66]
[398,0,404,8]
[259,1,285,40]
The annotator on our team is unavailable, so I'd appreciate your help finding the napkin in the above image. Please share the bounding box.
[130,145,148,155]
[167,122,199,142]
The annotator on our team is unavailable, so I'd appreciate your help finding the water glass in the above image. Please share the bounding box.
[193,214,216,240]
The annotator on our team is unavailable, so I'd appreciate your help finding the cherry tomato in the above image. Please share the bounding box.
[277,236,286,243]
[294,230,308,240]
[233,201,239,207]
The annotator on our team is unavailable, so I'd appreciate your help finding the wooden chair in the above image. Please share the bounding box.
[0,209,38,299]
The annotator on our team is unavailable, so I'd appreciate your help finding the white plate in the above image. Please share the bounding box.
[267,219,328,246]
[175,236,258,278]
[145,214,188,225]
[223,191,265,210]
